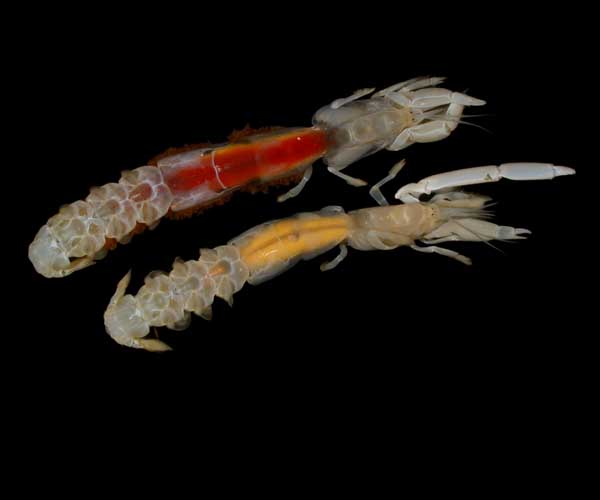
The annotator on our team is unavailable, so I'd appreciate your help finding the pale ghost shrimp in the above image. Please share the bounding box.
[29,77,484,278]
[104,161,575,352]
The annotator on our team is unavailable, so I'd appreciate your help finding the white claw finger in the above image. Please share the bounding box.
[373,77,425,97]
[404,76,447,91]
[452,93,486,106]
[395,89,486,109]
[499,163,576,180]
[374,77,448,97]
[496,226,531,239]
[553,166,576,176]
[331,88,376,109]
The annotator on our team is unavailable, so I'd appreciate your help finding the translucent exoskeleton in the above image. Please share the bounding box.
[29,77,484,278]
[104,162,575,351]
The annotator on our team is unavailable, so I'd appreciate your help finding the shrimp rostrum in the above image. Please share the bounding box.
[104,162,575,351]
[29,77,484,278]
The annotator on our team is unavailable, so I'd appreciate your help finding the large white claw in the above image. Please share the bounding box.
[395,163,576,203]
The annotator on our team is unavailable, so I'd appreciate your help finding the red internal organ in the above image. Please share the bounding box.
[163,128,329,194]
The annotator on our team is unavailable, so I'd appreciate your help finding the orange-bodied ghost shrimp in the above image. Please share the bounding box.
[104,162,575,351]
[29,77,485,278]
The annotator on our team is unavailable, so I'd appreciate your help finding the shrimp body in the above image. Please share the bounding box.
[105,207,353,351]
[104,162,574,351]
[29,127,329,278]
[30,77,486,278]
[102,201,474,351]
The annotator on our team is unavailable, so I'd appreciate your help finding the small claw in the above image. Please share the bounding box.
[388,89,486,109]
[452,93,486,106]
[394,183,420,203]
[373,76,447,97]
[424,76,446,87]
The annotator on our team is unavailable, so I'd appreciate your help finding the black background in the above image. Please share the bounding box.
[12,7,590,431]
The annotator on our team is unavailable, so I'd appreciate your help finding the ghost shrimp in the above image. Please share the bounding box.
[104,162,575,351]
[29,77,484,278]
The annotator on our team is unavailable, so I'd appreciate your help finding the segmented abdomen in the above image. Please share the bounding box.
[30,128,330,278]
[105,245,249,349]
[29,165,173,277]
[109,205,351,344]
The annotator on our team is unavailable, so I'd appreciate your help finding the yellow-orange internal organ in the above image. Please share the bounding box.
[230,210,351,284]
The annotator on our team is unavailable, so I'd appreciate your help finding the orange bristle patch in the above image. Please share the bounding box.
[104,238,119,251]
[102,222,148,251]
[148,125,283,165]
[166,192,235,220]
[228,125,283,143]
[148,142,213,166]
[244,169,305,194]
